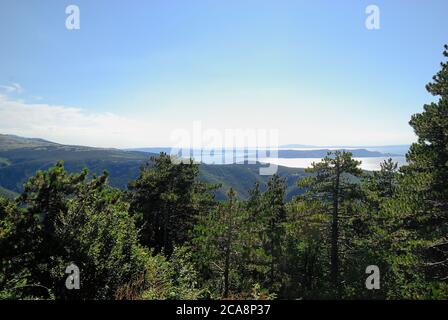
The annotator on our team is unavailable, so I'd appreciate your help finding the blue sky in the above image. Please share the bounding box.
[0,0,447,147]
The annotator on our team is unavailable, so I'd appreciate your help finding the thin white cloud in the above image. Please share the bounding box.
[0,95,160,148]
[0,83,23,94]
[0,90,416,148]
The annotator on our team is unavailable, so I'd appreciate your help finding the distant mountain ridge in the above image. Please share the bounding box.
[0,134,60,150]
[276,149,399,158]
[0,134,308,200]
[278,144,317,148]
[0,134,408,201]
[126,147,401,158]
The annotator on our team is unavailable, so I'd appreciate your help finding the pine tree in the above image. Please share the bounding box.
[1,162,149,299]
[299,151,363,294]
[223,188,237,298]
[262,174,287,291]
[384,44,448,297]
[190,188,246,298]
[363,158,399,212]
[128,153,216,255]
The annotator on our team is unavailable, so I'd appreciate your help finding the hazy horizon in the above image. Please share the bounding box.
[1,132,411,151]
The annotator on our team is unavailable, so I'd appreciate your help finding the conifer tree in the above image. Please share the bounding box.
[299,151,363,294]
[128,153,216,255]
[384,45,448,297]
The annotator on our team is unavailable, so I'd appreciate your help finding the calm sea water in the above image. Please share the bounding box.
[184,148,406,171]
[188,149,407,171]
[258,156,407,171]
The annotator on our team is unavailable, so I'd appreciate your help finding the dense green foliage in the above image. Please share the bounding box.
[298,151,363,296]
[1,45,448,300]
[128,153,216,255]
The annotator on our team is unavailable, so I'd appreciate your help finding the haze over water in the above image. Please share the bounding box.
[185,149,407,171]
[258,156,407,171]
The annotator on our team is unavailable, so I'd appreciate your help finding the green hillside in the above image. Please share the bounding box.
[0,134,307,201]
[0,134,58,150]
[199,163,306,200]
[0,185,18,199]
[0,134,152,191]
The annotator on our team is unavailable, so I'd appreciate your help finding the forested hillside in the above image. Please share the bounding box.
[0,45,447,300]
[0,134,307,200]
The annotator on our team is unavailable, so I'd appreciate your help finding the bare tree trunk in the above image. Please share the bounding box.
[224,209,233,298]
[331,164,340,293]
[270,220,275,286]
[163,214,168,252]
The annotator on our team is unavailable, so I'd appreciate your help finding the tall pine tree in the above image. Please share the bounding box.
[299,151,363,295]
